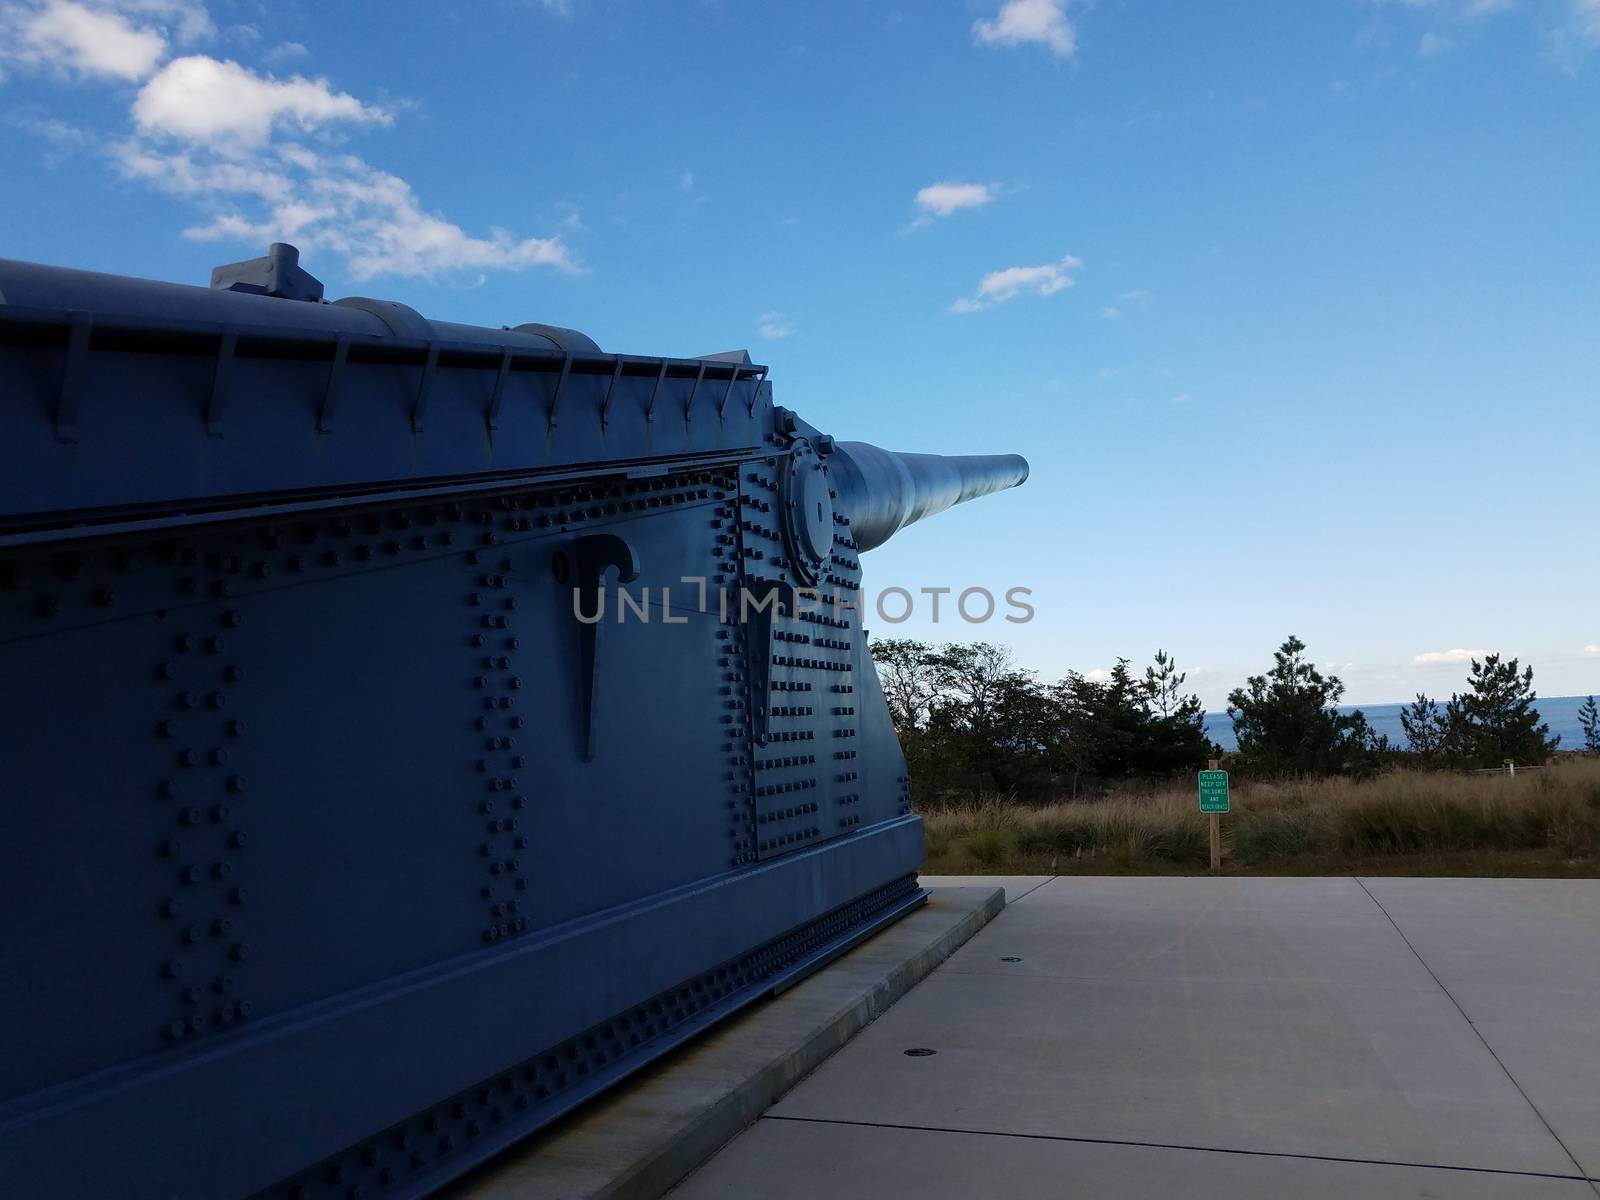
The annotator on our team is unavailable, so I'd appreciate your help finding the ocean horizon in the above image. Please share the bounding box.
[1202,694,1595,754]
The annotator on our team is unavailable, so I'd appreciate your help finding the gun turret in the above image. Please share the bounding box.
[0,245,1028,1199]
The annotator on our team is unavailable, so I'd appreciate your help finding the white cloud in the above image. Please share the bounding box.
[1100,306,1121,318]
[950,253,1081,313]
[756,311,794,340]
[1419,30,1453,55]
[7,0,169,80]
[9,2,582,282]
[1577,0,1600,43]
[263,40,307,64]
[132,0,212,44]
[1582,644,1600,657]
[118,140,578,279]
[1169,392,1192,406]
[1412,647,1488,665]
[914,180,997,217]
[679,169,694,191]
[1363,0,1513,14]
[973,0,1076,58]
[134,55,388,147]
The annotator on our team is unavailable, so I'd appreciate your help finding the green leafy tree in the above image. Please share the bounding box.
[870,638,939,731]
[1581,696,1600,754]
[1400,693,1448,760]
[1227,635,1377,776]
[1443,654,1558,767]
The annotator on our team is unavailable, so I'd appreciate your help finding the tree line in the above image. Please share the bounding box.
[872,634,1579,804]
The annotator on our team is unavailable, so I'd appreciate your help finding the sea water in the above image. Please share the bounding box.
[1202,694,1596,753]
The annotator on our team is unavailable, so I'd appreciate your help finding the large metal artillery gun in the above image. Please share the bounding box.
[0,244,1026,1199]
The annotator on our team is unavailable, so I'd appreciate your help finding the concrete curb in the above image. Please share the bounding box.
[444,885,1006,1200]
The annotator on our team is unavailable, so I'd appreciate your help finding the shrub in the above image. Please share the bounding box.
[965,828,1013,865]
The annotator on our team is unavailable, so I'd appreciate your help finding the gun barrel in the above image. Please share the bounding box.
[829,442,1029,552]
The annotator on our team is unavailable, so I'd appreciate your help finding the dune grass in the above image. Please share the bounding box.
[919,758,1600,877]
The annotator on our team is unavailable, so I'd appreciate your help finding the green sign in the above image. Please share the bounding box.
[1198,769,1230,814]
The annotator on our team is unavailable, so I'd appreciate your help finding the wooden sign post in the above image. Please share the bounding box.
[1197,758,1230,875]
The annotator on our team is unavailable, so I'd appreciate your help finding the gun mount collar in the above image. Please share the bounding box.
[779,438,835,584]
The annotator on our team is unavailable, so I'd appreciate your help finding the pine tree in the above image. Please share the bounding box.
[1579,695,1600,755]
[1443,654,1559,767]
[1227,635,1375,776]
[1140,649,1215,774]
[1066,659,1150,780]
[1399,693,1448,760]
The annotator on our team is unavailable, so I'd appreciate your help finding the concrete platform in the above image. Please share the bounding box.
[678,877,1600,1199]
[441,885,1005,1200]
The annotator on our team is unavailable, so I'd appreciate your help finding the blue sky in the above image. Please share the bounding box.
[2,0,1597,709]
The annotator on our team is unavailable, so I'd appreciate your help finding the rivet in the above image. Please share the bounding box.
[228,774,245,793]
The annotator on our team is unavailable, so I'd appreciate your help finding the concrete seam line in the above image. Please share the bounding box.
[599,889,1005,1200]
[1353,876,1599,1197]
[1004,876,1058,904]
[763,1115,1597,1185]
